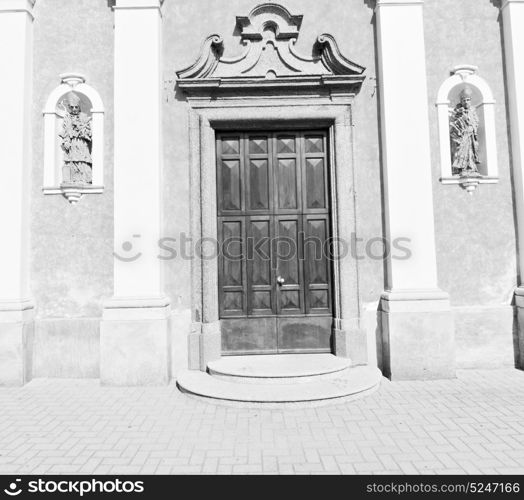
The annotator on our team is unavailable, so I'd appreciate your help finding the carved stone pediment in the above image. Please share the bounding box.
[176,3,365,98]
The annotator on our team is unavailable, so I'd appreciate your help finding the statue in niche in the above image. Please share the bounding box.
[59,91,92,185]
[449,86,481,176]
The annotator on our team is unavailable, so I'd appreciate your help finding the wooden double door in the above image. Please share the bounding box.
[217,130,334,354]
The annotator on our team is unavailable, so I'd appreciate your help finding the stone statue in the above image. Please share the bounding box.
[59,91,92,184]
[449,86,481,176]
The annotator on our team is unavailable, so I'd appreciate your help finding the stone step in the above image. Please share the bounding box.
[176,365,382,403]
[207,353,352,384]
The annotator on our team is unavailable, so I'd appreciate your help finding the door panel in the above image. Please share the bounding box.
[248,135,269,155]
[304,215,332,315]
[275,216,304,315]
[305,157,327,209]
[247,159,270,210]
[277,316,332,352]
[220,159,242,211]
[276,158,299,210]
[217,131,333,354]
[276,134,296,154]
[247,216,274,316]
[218,217,246,318]
[221,317,277,354]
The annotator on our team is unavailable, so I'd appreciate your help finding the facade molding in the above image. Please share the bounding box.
[113,0,163,8]
[236,3,303,40]
[185,101,364,370]
[0,0,36,19]
[176,3,365,99]
[501,0,524,10]
[174,3,367,371]
[375,0,424,9]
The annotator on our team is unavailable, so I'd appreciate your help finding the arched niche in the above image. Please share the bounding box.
[436,65,498,192]
[42,73,104,203]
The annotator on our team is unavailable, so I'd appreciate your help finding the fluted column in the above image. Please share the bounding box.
[0,0,36,385]
[375,0,455,379]
[100,0,170,385]
[501,0,524,368]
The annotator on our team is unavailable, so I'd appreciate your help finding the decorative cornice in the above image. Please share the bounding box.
[316,34,366,75]
[60,72,86,87]
[451,64,478,79]
[176,3,365,98]
[236,3,303,41]
[177,75,366,94]
[176,35,223,80]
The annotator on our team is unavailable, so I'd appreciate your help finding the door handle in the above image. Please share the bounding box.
[276,276,285,285]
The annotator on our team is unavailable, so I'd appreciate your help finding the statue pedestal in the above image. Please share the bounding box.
[458,172,482,194]
[60,182,86,204]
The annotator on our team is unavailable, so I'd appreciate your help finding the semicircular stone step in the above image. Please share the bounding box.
[177,365,382,403]
[207,354,352,385]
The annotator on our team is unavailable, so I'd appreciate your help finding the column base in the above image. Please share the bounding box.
[100,297,171,386]
[514,287,524,369]
[188,320,221,371]
[333,318,368,364]
[380,289,455,380]
[0,300,34,386]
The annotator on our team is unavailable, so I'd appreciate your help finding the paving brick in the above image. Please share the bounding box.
[0,369,522,475]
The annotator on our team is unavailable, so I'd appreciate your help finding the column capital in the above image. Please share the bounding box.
[0,0,36,18]
[501,0,524,10]
[113,0,163,10]
[375,0,424,8]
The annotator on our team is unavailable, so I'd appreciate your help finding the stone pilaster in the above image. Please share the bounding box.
[0,0,36,386]
[100,0,171,385]
[501,0,524,369]
[375,0,455,379]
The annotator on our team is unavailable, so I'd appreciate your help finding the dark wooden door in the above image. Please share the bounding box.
[217,131,333,354]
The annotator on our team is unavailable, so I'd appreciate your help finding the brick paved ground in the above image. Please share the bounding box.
[0,369,523,475]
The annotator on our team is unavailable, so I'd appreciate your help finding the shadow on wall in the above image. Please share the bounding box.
[513,307,524,370]
[375,308,386,377]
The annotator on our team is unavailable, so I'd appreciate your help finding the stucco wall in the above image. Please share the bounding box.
[425,0,517,367]
[30,0,114,377]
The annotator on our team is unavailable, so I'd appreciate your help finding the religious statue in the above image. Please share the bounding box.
[59,91,92,184]
[449,86,481,176]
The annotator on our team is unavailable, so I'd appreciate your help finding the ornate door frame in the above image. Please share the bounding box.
[185,102,362,369]
[175,3,366,370]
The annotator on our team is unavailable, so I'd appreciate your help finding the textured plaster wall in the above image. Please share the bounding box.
[162,0,383,319]
[425,0,517,367]
[30,0,114,377]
